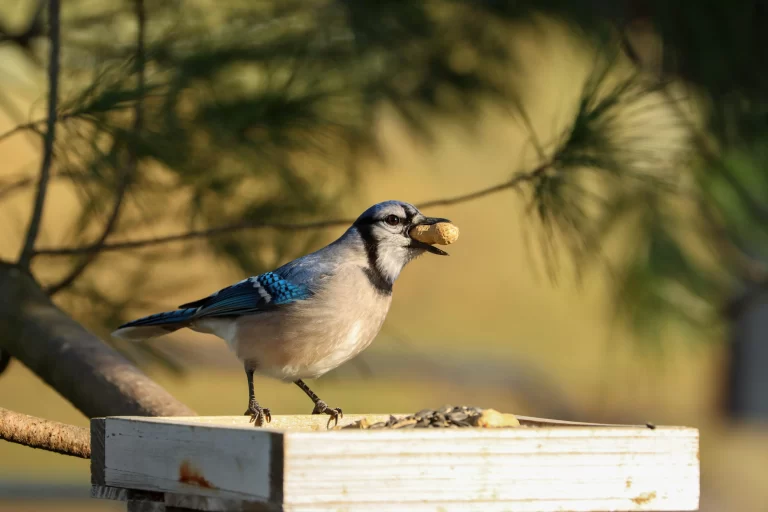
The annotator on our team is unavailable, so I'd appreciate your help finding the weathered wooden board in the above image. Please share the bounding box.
[91,414,700,512]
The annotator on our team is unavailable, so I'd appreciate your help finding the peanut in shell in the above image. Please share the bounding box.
[409,222,459,245]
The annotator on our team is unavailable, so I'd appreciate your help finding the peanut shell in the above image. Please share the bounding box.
[472,409,521,428]
[409,222,459,245]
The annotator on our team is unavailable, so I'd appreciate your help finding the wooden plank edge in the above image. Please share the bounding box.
[90,418,106,486]
[269,429,284,504]
[514,414,674,429]
[165,492,281,512]
[91,485,164,503]
[92,486,280,512]
[91,484,127,501]
[97,417,286,506]
[97,414,692,431]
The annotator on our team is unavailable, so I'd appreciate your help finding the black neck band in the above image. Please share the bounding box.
[355,224,393,295]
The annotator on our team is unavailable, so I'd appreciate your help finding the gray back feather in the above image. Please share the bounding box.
[274,227,364,290]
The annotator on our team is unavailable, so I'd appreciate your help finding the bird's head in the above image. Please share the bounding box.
[352,200,450,289]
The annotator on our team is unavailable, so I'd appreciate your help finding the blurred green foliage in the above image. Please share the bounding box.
[2,0,768,360]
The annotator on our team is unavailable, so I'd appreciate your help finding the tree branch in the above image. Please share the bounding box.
[0,90,46,148]
[0,262,196,418]
[17,0,61,269]
[0,111,84,147]
[0,171,94,203]
[0,348,10,376]
[34,163,551,257]
[0,407,90,459]
[0,121,43,146]
[417,164,547,209]
[47,0,147,296]
[0,176,35,202]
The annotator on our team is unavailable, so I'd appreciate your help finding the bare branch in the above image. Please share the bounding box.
[35,164,551,257]
[0,262,196,418]
[0,348,10,376]
[0,111,85,147]
[418,164,548,209]
[17,0,61,269]
[0,91,46,148]
[0,171,93,202]
[38,218,355,255]
[0,176,35,202]
[0,407,90,459]
[0,121,43,146]
[47,0,147,296]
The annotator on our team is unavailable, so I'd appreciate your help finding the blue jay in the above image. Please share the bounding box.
[112,201,451,427]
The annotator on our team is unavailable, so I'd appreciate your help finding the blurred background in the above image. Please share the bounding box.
[1,1,768,511]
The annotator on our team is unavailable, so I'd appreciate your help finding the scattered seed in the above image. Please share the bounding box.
[449,411,468,422]
[341,405,514,430]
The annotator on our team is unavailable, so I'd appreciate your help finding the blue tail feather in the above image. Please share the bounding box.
[112,307,200,342]
[117,308,198,329]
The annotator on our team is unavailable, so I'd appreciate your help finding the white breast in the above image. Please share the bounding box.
[208,264,392,381]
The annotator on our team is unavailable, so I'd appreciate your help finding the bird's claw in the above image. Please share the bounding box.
[312,400,343,428]
[244,400,271,427]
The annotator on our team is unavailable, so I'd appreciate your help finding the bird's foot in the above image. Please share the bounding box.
[244,399,271,427]
[312,400,343,428]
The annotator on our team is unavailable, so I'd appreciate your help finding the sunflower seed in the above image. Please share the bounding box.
[449,411,468,422]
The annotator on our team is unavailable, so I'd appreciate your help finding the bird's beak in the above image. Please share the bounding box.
[408,216,452,256]
[417,216,451,226]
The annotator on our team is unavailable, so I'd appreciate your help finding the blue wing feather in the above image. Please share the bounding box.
[256,271,309,304]
[177,271,311,318]
[116,227,356,333]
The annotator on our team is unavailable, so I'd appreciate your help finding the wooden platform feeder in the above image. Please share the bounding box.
[90,412,700,512]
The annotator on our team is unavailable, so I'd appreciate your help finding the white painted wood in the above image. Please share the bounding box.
[92,415,700,512]
[101,417,274,502]
[283,428,699,511]
[262,499,686,512]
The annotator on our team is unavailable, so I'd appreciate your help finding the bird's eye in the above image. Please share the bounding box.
[384,214,400,226]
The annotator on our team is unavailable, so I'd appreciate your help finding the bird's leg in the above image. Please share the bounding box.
[294,379,343,428]
[243,367,271,427]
